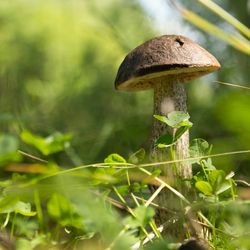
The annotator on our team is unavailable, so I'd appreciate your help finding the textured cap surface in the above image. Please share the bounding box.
[115,35,220,91]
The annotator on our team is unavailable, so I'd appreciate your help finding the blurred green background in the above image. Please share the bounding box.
[0,0,249,173]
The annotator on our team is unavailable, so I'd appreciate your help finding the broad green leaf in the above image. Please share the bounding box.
[156,124,192,148]
[216,182,232,195]
[0,197,36,216]
[128,148,145,164]
[189,138,212,163]
[153,115,169,125]
[131,182,146,192]
[21,130,72,156]
[202,158,216,170]
[167,111,190,128]
[151,169,161,177]
[0,196,19,213]
[92,168,118,185]
[156,133,173,148]
[116,185,130,196]
[104,153,126,164]
[195,181,213,195]
[208,170,233,196]
[14,201,36,216]
[209,170,225,188]
[174,126,190,141]
[16,235,47,250]
[47,193,82,228]
[133,206,154,227]
[124,206,155,229]
[154,111,191,128]
[117,183,145,195]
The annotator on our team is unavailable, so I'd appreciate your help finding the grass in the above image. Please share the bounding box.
[1,1,250,249]
[1,124,250,249]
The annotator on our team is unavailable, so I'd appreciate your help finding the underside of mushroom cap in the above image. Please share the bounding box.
[115,35,221,91]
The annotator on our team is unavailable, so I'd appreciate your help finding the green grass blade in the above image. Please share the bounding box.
[197,0,250,39]
[214,81,250,90]
[181,8,250,55]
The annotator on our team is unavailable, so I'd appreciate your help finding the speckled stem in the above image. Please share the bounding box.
[150,77,193,237]
[151,77,192,178]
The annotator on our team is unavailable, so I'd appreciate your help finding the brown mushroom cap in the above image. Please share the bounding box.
[115,35,220,91]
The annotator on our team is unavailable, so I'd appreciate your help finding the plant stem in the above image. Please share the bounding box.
[10,212,16,239]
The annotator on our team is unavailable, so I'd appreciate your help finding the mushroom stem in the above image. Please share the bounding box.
[152,78,191,179]
[150,78,192,234]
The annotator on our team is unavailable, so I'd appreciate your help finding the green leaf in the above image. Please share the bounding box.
[167,111,190,127]
[20,130,72,156]
[189,138,212,163]
[0,197,36,216]
[15,201,36,216]
[195,181,213,195]
[154,111,191,128]
[208,170,232,196]
[124,206,155,229]
[209,170,225,188]
[154,112,192,148]
[156,125,191,148]
[174,126,189,141]
[128,148,145,164]
[116,185,130,196]
[104,153,126,164]
[153,115,169,125]
[92,168,118,185]
[0,196,19,213]
[202,158,216,170]
[156,133,173,148]
[133,206,155,227]
[47,193,82,228]
[151,169,161,177]
[215,182,232,195]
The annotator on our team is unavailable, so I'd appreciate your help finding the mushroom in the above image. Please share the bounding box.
[114,35,220,232]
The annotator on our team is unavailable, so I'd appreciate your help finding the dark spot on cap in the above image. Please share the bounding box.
[175,37,184,46]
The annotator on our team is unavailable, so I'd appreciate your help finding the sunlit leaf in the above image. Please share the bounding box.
[153,115,169,125]
[195,181,213,195]
[208,170,225,188]
[154,111,191,128]
[15,201,37,216]
[104,153,126,164]
[216,182,231,195]
[0,197,36,216]
[21,130,72,156]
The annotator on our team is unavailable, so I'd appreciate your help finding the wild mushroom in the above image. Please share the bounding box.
[114,35,220,232]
